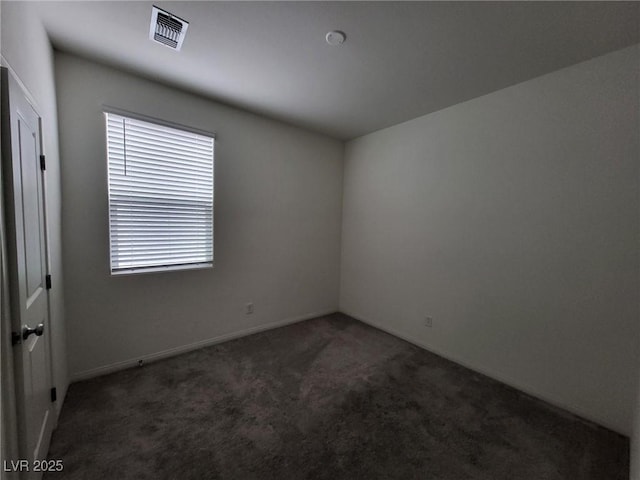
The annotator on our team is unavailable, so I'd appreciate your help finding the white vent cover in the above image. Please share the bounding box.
[149,6,189,51]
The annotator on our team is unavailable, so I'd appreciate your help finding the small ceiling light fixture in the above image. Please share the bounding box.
[149,6,189,51]
[325,30,346,46]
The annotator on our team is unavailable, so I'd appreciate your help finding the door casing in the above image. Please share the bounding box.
[0,63,57,480]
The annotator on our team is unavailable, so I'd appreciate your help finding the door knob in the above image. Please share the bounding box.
[22,323,44,340]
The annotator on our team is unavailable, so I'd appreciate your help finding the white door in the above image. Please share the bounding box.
[2,67,54,479]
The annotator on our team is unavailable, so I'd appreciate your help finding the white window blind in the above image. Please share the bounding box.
[105,112,214,274]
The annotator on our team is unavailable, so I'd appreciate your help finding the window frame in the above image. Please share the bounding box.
[103,107,216,275]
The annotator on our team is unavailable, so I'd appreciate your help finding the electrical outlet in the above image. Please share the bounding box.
[424,316,433,328]
[245,302,254,315]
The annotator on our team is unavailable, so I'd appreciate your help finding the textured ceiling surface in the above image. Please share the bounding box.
[33,1,640,139]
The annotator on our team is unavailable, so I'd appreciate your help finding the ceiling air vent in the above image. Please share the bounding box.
[149,6,189,51]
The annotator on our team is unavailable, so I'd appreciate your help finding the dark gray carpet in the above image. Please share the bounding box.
[46,313,628,480]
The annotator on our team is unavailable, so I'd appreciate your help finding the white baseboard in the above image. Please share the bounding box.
[69,306,626,436]
[71,309,337,382]
[341,308,627,437]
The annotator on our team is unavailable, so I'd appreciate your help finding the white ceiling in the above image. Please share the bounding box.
[34,1,639,140]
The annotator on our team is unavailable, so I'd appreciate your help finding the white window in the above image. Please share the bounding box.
[105,111,214,274]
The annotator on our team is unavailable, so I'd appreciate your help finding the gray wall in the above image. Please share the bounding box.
[1,1,69,413]
[55,53,344,380]
[340,45,639,435]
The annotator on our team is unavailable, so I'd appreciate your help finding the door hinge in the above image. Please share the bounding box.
[11,331,22,346]
[40,154,46,171]
[50,387,57,403]
[45,274,52,290]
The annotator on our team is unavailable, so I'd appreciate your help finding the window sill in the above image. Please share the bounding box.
[110,262,213,276]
